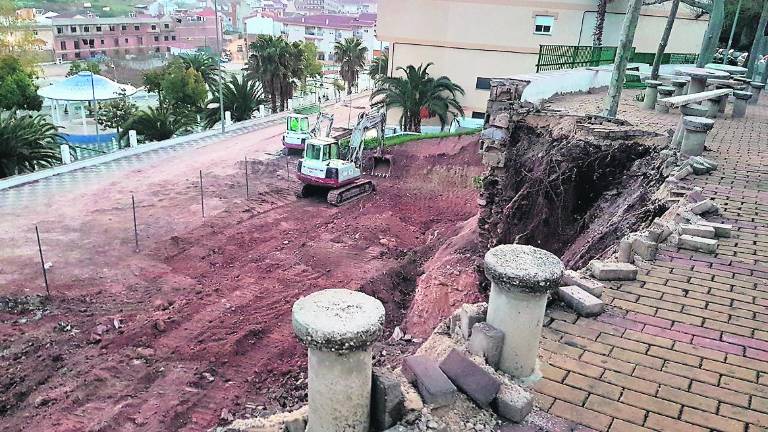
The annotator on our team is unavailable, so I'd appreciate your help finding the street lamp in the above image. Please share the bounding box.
[213,0,225,133]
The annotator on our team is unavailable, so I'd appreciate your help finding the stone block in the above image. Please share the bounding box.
[632,237,658,261]
[699,221,732,238]
[460,303,487,340]
[651,220,674,242]
[283,411,307,432]
[402,356,457,407]
[371,368,405,430]
[617,238,634,263]
[557,285,604,317]
[468,322,504,368]
[691,200,717,215]
[439,349,501,408]
[678,235,718,254]
[493,384,533,423]
[561,270,604,298]
[680,224,716,239]
[589,261,638,281]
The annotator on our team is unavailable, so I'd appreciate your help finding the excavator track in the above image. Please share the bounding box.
[326,180,376,206]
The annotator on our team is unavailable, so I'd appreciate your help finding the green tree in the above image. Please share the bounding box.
[179,51,219,89]
[162,64,208,111]
[368,52,388,83]
[371,63,464,133]
[247,35,307,112]
[66,60,101,77]
[94,89,138,137]
[121,106,196,142]
[334,37,368,95]
[0,110,61,178]
[301,42,323,79]
[332,78,345,101]
[0,55,42,111]
[204,75,265,128]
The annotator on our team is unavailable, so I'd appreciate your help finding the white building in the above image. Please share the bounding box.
[276,13,379,61]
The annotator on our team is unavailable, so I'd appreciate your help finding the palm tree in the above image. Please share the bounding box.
[371,63,465,133]
[204,75,265,128]
[0,111,61,178]
[368,52,388,83]
[121,106,196,143]
[179,52,219,89]
[248,35,288,113]
[334,37,368,95]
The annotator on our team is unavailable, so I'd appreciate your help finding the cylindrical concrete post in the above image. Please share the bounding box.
[642,80,662,110]
[704,98,720,118]
[749,82,765,105]
[671,79,687,96]
[60,144,71,164]
[292,289,385,432]
[672,104,708,149]
[225,110,232,125]
[732,90,752,118]
[259,105,266,117]
[484,245,563,381]
[714,85,729,114]
[655,86,675,113]
[680,116,715,157]
[128,130,138,148]
[688,77,707,94]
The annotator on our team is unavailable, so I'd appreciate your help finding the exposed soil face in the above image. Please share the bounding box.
[480,113,668,270]
[0,135,483,432]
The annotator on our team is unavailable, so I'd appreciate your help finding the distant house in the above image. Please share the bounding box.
[378,0,709,116]
[276,13,380,62]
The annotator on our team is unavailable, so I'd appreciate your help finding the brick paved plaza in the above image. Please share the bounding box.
[534,90,768,432]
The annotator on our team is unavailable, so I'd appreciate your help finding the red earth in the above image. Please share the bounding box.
[0,133,484,432]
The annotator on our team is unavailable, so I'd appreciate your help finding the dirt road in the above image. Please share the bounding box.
[0,105,485,432]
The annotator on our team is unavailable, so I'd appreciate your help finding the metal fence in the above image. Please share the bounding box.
[536,45,698,73]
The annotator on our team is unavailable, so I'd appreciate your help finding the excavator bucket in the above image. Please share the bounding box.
[370,154,393,178]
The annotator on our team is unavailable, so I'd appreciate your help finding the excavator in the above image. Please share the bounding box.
[282,112,335,152]
[295,110,392,206]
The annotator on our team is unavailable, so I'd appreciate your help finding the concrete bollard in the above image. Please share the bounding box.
[60,143,71,164]
[732,91,752,118]
[128,130,138,148]
[748,82,765,105]
[642,80,662,110]
[714,85,729,114]
[680,116,715,157]
[292,289,385,432]
[655,86,675,113]
[704,98,721,118]
[671,79,688,96]
[672,104,708,149]
[224,110,232,125]
[258,105,266,118]
[484,245,563,381]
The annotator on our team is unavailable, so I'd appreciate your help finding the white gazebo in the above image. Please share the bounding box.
[37,71,138,128]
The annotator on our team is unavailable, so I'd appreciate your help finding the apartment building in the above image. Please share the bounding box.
[51,9,221,61]
[378,0,709,116]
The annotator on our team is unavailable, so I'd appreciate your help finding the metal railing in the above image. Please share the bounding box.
[536,45,697,73]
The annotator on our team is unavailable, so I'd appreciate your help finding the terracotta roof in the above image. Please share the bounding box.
[275,13,375,30]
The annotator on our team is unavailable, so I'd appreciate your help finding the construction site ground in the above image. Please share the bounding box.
[0,99,484,431]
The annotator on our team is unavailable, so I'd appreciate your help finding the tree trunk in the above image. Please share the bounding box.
[696,0,724,68]
[594,0,609,46]
[651,0,680,80]
[268,79,278,113]
[603,0,644,118]
[748,0,768,78]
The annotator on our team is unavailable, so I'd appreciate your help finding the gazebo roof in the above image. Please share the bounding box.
[37,72,138,101]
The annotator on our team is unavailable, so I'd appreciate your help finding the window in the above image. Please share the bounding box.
[100,39,104,45]
[56,26,63,34]
[154,35,159,42]
[75,52,81,58]
[83,26,90,32]
[134,25,140,31]
[96,26,102,32]
[137,36,143,44]
[109,25,116,31]
[475,77,492,90]
[163,35,169,41]
[124,38,129,43]
[534,15,554,35]
[471,111,487,119]
[33,30,38,36]
[166,47,171,52]
[171,35,176,41]
[62,53,68,60]
[114,38,119,46]
[164,23,170,29]
[155,47,160,52]
[317,51,325,61]
[151,24,157,30]
[70,26,77,33]
[121,25,128,31]
[74,40,80,49]
[60,41,66,50]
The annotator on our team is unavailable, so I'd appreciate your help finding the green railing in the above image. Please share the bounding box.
[536,45,697,73]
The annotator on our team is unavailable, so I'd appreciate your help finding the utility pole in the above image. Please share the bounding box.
[603,0,643,118]
[651,0,680,80]
[213,0,225,133]
[724,0,743,64]
[697,0,724,67]
[748,0,768,78]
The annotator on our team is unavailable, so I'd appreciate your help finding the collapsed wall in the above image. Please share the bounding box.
[477,79,669,270]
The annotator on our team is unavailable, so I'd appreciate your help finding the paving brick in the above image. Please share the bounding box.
[719,403,768,428]
[678,235,718,253]
[655,309,705,326]
[611,347,664,370]
[535,392,555,411]
[540,363,567,382]
[626,312,672,329]
[564,373,622,400]
[559,285,604,317]
[746,348,768,362]
[690,381,750,407]
[641,325,693,343]
[612,299,656,316]
[644,413,707,432]
[547,354,604,378]
[439,349,500,408]
[534,379,587,405]
[620,389,680,418]
[681,407,745,432]
[493,384,533,423]
[681,305,730,322]
[560,334,612,356]
[680,224,717,239]
[596,314,644,332]
[633,366,690,390]
[692,336,745,355]
[596,333,648,353]
[371,368,405,431]
[562,270,606,298]
[662,362,719,385]
[647,346,701,367]
[727,353,768,374]
[723,333,768,351]
[673,341,727,362]
[602,370,658,395]
[657,385,719,413]
[577,317,626,337]
[585,395,646,426]
[701,359,758,382]
[541,338,583,360]
[704,319,753,337]
[549,400,612,432]
[751,396,768,414]
[609,419,653,432]
[402,355,457,407]
[550,320,601,340]
[720,375,768,398]
[623,329,674,349]
[581,352,635,375]
[671,322,721,339]
[468,322,504,369]
[589,261,638,281]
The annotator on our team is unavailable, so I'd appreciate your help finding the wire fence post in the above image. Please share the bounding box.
[131,194,139,252]
[199,170,205,218]
[245,156,250,199]
[285,156,289,182]
[35,225,50,297]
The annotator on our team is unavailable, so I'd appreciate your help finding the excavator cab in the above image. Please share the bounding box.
[282,114,312,151]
